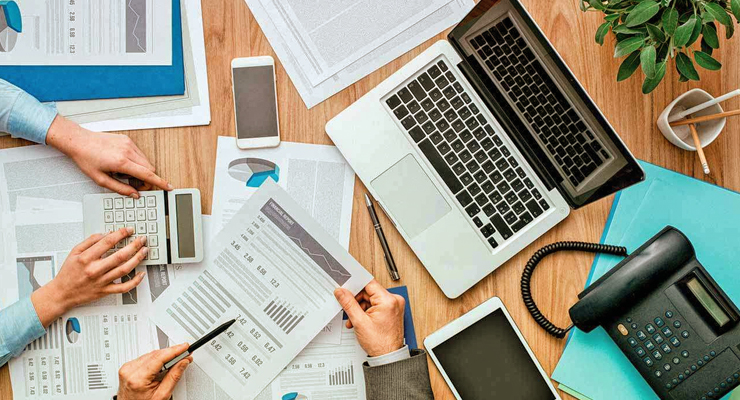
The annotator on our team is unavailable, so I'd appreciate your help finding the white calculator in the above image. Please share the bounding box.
[83,189,204,265]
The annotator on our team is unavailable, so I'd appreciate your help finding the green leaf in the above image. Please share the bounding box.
[642,61,667,94]
[646,23,666,42]
[589,0,606,10]
[640,45,657,78]
[605,13,621,22]
[625,0,661,27]
[613,24,644,34]
[701,39,715,55]
[694,51,722,70]
[673,16,697,47]
[703,23,719,48]
[727,20,735,39]
[687,16,703,47]
[595,22,611,45]
[614,36,645,58]
[617,51,641,81]
[705,2,732,27]
[732,0,740,21]
[662,8,679,35]
[676,52,700,80]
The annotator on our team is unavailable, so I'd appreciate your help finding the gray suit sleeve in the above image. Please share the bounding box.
[363,349,434,400]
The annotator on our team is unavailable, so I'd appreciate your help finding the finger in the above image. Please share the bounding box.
[345,320,354,329]
[355,290,370,303]
[334,288,368,326]
[97,235,147,275]
[103,271,145,294]
[95,173,140,198]
[85,227,133,260]
[101,243,149,283]
[119,161,172,191]
[128,148,155,172]
[149,343,190,367]
[363,280,387,297]
[71,234,104,255]
[156,358,190,398]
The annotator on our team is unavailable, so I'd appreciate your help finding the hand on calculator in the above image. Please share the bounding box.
[30,227,148,326]
[46,116,172,198]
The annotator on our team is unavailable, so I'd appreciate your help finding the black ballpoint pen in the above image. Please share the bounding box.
[161,319,236,372]
[364,193,400,281]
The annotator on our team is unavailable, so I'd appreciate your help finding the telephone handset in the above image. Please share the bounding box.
[522,227,740,400]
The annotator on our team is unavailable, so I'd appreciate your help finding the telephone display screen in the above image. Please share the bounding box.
[175,194,196,258]
[687,277,731,327]
[233,65,278,139]
[432,309,555,399]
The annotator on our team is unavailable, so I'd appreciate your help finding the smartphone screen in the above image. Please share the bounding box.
[233,65,278,139]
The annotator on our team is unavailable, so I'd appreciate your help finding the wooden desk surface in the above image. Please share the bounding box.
[2,0,740,398]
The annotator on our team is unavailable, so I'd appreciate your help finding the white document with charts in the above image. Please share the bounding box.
[151,180,373,400]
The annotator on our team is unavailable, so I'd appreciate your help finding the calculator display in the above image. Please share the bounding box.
[687,277,731,328]
[175,194,196,258]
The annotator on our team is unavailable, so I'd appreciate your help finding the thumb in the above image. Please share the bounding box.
[334,288,368,325]
[156,359,189,397]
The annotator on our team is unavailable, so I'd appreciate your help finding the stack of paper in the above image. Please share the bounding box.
[552,161,740,400]
[244,0,475,108]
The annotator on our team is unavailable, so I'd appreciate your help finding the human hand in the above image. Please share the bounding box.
[117,343,192,400]
[31,227,148,326]
[46,116,172,198]
[334,280,405,357]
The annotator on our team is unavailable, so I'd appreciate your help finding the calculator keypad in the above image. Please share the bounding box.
[102,194,164,262]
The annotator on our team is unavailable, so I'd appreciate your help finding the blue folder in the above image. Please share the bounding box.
[552,161,740,400]
[343,285,418,349]
[0,0,184,102]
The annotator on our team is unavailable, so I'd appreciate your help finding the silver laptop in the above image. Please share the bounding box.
[326,0,644,299]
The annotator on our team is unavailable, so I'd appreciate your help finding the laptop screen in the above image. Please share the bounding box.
[447,0,644,208]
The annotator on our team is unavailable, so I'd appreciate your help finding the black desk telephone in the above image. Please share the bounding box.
[521,227,740,400]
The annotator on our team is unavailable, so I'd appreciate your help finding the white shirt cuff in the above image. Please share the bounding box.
[366,345,411,367]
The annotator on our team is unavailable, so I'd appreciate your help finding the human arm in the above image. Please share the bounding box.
[0,227,149,368]
[0,79,172,198]
[116,343,192,400]
[334,280,434,400]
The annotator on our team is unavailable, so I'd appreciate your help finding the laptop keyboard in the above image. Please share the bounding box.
[385,59,550,250]
[470,17,612,188]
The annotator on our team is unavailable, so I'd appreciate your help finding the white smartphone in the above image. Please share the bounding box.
[231,56,281,149]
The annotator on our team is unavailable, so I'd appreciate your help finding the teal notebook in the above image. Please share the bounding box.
[552,161,740,400]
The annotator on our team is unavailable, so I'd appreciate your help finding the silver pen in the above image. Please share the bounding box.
[364,194,400,281]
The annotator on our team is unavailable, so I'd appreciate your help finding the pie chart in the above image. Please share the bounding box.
[66,317,81,344]
[228,158,280,188]
[281,393,307,400]
[0,1,21,53]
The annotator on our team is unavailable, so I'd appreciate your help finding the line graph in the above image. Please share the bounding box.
[125,0,147,53]
[289,236,351,281]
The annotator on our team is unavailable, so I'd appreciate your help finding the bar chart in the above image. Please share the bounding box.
[328,363,354,386]
[87,364,110,390]
[264,299,305,334]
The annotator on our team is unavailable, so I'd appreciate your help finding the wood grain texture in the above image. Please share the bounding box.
[2,0,740,398]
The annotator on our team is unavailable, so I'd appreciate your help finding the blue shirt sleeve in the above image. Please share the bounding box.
[0,297,46,368]
[0,79,58,144]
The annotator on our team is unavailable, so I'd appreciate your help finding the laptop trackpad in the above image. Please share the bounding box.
[371,155,451,239]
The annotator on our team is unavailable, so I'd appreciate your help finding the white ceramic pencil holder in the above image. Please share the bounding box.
[657,89,726,151]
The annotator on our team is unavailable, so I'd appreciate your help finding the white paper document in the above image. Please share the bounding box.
[269,325,367,400]
[211,137,355,250]
[152,181,373,400]
[0,0,172,66]
[244,0,474,108]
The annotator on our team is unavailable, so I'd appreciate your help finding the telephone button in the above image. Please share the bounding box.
[663,364,672,371]
[681,330,690,338]
[652,350,663,360]
[653,334,664,344]
[691,364,697,371]
[618,324,629,336]
[654,317,665,327]
[661,343,672,353]
[645,340,656,351]
[645,324,656,334]
[670,337,680,347]
[662,327,673,337]
[734,373,739,379]
[710,351,717,357]
[631,323,638,330]
[636,331,647,341]
[626,317,633,323]
[673,320,682,328]
[673,357,680,364]
[678,374,685,380]
[682,351,690,358]
[636,347,646,357]
[698,360,705,366]
[644,357,654,367]
[654,370,662,378]
[628,337,638,347]
[665,311,674,318]
[704,355,711,362]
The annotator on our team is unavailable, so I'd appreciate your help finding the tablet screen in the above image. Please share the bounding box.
[432,309,555,399]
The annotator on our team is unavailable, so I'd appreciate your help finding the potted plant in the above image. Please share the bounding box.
[581,0,740,93]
